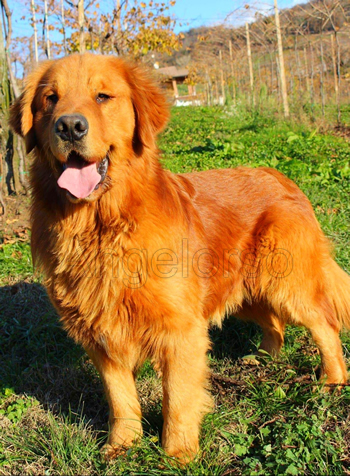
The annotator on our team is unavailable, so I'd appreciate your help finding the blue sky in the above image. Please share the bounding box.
[10,0,306,41]
[172,0,306,32]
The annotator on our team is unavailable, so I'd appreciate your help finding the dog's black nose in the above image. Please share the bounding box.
[55,115,89,142]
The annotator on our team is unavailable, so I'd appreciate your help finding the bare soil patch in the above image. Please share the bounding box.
[0,194,30,243]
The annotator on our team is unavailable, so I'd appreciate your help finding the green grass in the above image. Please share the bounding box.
[1,105,350,475]
[0,241,33,282]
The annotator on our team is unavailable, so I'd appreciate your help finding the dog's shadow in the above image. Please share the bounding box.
[0,281,108,428]
[0,281,260,436]
[210,316,261,362]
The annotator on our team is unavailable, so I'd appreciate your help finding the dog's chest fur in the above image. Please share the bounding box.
[33,207,146,350]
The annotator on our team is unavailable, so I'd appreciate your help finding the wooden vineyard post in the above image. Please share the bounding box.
[274,0,289,118]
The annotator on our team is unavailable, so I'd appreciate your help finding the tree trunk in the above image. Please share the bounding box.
[274,0,289,118]
[1,0,20,98]
[43,0,51,59]
[215,79,219,104]
[0,13,6,212]
[303,46,310,99]
[276,56,281,104]
[61,0,67,55]
[31,0,39,62]
[336,33,341,123]
[331,33,340,123]
[245,22,254,107]
[98,22,102,53]
[229,40,236,105]
[270,52,274,92]
[89,26,93,52]
[17,136,28,194]
[205,69,212,106]
[0,152,5,214]
[1,0,18,199]
[78,0,85,53]
[219,50,225,105]
[309,42,315,119]
[320,40,326,117]
[294,37,302,95]
[4,131,15,194]
[116,0,122,53]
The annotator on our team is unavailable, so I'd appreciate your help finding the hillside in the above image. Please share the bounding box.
[155,0,350,71]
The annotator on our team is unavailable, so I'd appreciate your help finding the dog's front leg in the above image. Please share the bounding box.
[160,321,212,464]
[86,346,142,460]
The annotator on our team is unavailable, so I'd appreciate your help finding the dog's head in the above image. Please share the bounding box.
[10,54,169,203]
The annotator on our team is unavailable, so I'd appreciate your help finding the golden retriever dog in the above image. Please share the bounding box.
[10,53,350,463]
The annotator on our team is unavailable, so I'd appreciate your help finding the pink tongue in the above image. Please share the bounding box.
[57,158,101,199]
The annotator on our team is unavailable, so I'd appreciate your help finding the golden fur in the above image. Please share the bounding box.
[10,53,350,463]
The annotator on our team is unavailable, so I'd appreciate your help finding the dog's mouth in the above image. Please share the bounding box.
[57,151,109,199]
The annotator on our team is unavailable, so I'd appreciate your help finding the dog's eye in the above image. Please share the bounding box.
[96,93,111,103]
[47,94,59,104]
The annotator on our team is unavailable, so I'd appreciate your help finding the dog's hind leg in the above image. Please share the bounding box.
[247,202,348,385]
[302,309,348,386]
[237,303,285,357]
[259,313,285,357]
[269,289,348,385]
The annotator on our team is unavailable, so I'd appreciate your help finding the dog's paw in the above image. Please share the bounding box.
[165,449,197,467]
[100,443,129,461]
[241,354,261,365]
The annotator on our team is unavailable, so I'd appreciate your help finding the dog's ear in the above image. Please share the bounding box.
[9,61,52,153]
[125,62,170,154]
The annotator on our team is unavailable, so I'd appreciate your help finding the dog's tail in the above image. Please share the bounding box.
[327,259,350,330]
